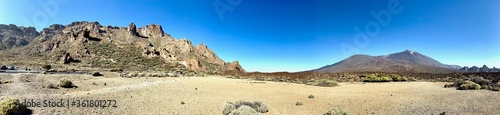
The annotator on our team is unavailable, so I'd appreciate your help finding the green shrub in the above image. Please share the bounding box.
[458,81,481,90]
[389,74,408,81]
[312,79,338,87]
[324,108,350,115]
[363,74,393,82]
[0,98,28,115]
[57,78,74,88]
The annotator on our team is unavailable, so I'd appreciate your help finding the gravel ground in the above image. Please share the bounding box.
[1,73,499,114]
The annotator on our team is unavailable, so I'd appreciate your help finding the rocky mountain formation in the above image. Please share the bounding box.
[0,24,39,50]
[459,65,499,72]
[315,50,459,73]
[0,21,244,74]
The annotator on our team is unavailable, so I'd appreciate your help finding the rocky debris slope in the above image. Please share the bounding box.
[0,21,244,74]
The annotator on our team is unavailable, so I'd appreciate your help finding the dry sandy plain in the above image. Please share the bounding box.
[1,73,499,115]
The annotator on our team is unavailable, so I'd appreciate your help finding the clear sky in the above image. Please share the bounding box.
[1,0,499,72]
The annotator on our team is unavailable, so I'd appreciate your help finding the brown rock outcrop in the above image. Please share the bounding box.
[127,22,138,36]
[224,61,245,72]
[138,24,164,38]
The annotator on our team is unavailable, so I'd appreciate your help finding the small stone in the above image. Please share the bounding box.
[295,101,303,106]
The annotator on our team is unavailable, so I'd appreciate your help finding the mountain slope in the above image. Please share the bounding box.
[315,50,458,73]
[0,21,244,74]
[0,24,39,50]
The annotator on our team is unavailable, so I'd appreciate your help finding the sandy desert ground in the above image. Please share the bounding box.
[1,73,499,115]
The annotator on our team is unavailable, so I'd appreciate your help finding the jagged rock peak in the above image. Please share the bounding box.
[48,24,65,30]
[138,23,164,37]
[127,22,138,36]
[224,60,245,72]
[67,21,101,27]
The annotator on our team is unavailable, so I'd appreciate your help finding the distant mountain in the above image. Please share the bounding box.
[0,21,244,73]
[315,50,458,73]
[459,65,500,72]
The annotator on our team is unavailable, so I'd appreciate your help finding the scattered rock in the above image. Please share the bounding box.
[181,101,185,105]
[308,95,315,99]
[295,101,303,106]
[91,72,102,76]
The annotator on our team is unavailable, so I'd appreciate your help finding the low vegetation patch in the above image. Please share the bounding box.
[362,73,408,82]
[310,79,338,87]
[41,64,51,70]
[324,108,351,115]
[445,77,500,91]
[458,81,481,90]
[44,83,58,89]
[0,98,29,115]
[223,101,268,115]
[57,78,75,88]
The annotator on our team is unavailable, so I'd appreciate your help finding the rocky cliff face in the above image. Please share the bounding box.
[0,21,244,74]
[0,24,40,50]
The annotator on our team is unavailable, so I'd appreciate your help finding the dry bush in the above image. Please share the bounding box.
[223,101,268,115]
[312,79,338,87]
[407,77,417,81]
[324,108,350,115]
[57,78,74,88]
[229,105,258,115]
[46,83,58,89]
[0,98,28,115]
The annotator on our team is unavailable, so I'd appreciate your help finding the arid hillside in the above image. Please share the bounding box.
[0,21,244,74]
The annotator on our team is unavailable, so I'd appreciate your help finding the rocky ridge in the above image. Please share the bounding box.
[0,21,244,74]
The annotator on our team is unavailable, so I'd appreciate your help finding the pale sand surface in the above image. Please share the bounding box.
[1,73,499,114]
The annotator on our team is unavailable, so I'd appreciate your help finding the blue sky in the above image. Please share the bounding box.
[1,0,499,72]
